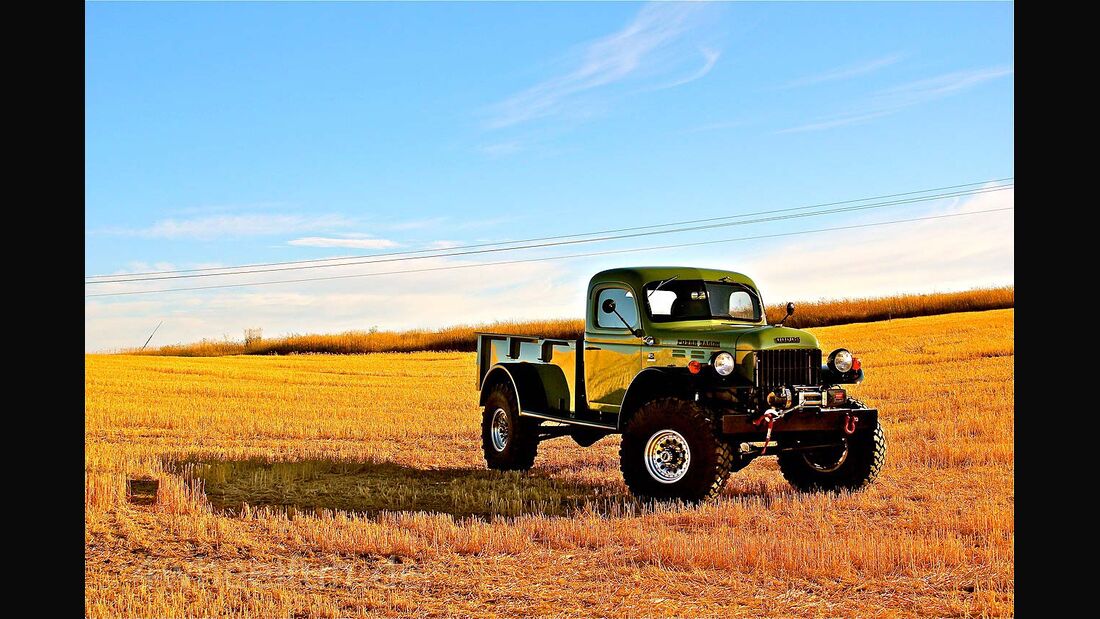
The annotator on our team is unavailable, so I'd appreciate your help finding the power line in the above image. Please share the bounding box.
[85,177,1013,281]
[86,183,1012,284]
[85,206,1013,298]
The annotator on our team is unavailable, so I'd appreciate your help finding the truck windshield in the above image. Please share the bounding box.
[644,279,762,323]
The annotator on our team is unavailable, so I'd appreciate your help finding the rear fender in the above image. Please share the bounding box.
[479,363,570,414]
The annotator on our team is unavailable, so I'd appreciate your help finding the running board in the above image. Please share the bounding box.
[519,410,617,430]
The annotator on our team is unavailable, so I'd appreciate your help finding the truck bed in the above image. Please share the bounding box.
[475,332,583,417]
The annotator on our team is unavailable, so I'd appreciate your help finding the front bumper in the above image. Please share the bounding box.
[720,407,878,436]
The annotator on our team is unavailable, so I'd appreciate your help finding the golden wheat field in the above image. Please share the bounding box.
[85,309,1014,618]
[132,287,1012,357]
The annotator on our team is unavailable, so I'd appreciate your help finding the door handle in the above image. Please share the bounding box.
[585,346,601,351]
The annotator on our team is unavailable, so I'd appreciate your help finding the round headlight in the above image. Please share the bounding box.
[830,349,854,373]
[713,352,735,376]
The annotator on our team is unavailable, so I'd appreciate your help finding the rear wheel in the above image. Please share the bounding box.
[619,398,733,502]
[777,421,886,491]
[481,381,539,470]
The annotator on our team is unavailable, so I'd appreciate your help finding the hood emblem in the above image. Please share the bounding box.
[774,336,800,344]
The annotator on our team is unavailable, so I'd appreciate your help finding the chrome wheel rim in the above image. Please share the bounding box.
[803,441,848,473]
[644,430,691,483]
[491,408,509,452]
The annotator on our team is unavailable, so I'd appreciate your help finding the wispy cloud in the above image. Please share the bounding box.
[95,214,353,240]
[486,3,720,129]
[745,185,1013,299]
[84,189,1013,352]
[646,46,722,92]
[780,53,905,89]
[287,234,400,250]
[427,240,462,250]
[84,258,582,352]
[779,65,1013,133]
[777,111,893,134]
[878,66,1014,103]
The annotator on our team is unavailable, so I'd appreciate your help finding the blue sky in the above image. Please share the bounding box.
[85,1,1014,351]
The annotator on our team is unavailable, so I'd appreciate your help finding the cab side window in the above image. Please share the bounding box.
[596,287,638,329]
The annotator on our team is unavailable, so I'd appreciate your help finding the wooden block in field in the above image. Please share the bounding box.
[126,478,158,505]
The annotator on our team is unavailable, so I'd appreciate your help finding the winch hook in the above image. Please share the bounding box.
[753,410,778,455]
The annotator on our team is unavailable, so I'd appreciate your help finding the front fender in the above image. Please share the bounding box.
[821,366,865,386]
[618,367,698,431]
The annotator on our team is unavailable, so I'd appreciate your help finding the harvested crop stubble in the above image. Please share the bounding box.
[86,309,1013,618]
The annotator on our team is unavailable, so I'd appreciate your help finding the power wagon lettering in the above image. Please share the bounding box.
[677,339,720,348]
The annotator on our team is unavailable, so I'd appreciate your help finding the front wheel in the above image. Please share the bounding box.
[777,421,886,492]
[619,398,733,502]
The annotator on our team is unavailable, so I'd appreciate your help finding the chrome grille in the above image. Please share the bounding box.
[755,349,821,388]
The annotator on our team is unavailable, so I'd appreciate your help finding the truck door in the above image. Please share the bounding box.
[584,285,643,414]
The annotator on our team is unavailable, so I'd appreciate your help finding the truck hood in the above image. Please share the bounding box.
[651,323,819,351]
[730,325,819,351]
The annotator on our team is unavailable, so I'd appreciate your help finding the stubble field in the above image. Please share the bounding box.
[85,309,1014,618]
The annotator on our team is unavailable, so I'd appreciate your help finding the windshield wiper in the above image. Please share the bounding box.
[647,275,679,298]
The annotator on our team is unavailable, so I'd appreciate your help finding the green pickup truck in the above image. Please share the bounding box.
[475,266,885,502]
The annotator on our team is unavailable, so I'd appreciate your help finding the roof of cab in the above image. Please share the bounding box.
[587,266,758,296]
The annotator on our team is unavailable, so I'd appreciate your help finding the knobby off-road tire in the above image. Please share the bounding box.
[619,397,733,502]
[482,381,539,471]
[777,421,886,492]
[725,449,755,474]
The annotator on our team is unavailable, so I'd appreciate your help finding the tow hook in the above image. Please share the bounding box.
[752,401,808,455]
[753,409,779,455]
[844,413,859,435]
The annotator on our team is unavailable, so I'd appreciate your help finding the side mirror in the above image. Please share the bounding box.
[777,302,795,327]
[600,297,642,337]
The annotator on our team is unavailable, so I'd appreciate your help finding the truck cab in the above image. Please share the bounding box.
[476,266,885,502]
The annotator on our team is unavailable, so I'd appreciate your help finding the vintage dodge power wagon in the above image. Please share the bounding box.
[475,266,885,502]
